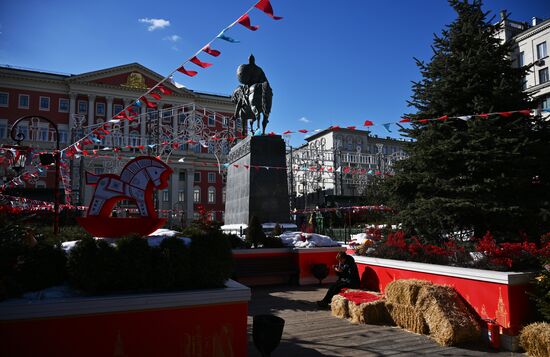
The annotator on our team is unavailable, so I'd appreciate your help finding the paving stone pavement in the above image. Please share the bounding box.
[247,285,520,357]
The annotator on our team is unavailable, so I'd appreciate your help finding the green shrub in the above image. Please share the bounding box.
[189,232,233,289]
[152,237,192,290]
[532,259,550,321]
[115,236,153,291]
[16,243,66,293]
[227,233,249,249]
[67,237,118,294]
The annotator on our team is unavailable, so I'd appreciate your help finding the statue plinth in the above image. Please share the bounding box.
[224,135,290,225]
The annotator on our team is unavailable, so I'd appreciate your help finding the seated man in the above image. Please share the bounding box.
[317,251,360,309]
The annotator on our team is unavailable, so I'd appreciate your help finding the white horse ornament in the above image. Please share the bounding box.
[77,156,173,237]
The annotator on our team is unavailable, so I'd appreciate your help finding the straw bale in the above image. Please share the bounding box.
[415,284,480,346]
[520,322,550,357]
[385,279,433,306]
[331,294,349,319]
[348,299,393,325]
[385,302,428,334]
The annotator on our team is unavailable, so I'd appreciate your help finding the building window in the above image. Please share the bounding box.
[193,212,200,220]
[208,172,216,183]
[178,111,187,124]
[222,187,226,203]
[78,100,87,114]
[193,186,201,203]
[208,114,216,127]
[222,116,228,127]
[539,68,549,84]
[542,95,550,110]
[179,171,186,181]
[208,186,216,204]
[0,119,7,139]
[39,96,50,111]
[113,104,123,116]
[18,94,29,109]
[0,92,8,107]
[162,189,169,202]
[94,167,104,175]
[37,125,49,141]
[96,102,106,116]
[194,172,201,182]
[178,190,185,202]
[537,41,548,60]
[58,125,68,143]
[209,212,216,222]
[59,98,69,113]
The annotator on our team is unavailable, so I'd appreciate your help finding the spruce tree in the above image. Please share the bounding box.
[387,0,550,242]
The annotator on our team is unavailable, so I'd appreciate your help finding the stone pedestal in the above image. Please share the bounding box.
[224,135,290,225]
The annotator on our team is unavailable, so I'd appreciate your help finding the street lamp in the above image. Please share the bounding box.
[10,115,61,235]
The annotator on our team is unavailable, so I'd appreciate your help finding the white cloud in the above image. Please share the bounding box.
[299,117,310,123]
[164,35,181,42]
[138,18,170,31]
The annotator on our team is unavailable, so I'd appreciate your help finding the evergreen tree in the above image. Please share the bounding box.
[387,0,550,242]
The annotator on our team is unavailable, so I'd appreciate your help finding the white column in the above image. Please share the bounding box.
[186,168,195,225]
[106,96,113,120]
[170,168,179,213]
[140,104,147,146]
[123,99,132,146]
[87,94,96,129]
[68,92,77,133]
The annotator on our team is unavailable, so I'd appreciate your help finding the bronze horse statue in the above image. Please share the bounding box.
[232,55,273,136]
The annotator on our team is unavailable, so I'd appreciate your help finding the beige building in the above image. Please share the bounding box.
[497,12,550,111]
[288,127,407,208]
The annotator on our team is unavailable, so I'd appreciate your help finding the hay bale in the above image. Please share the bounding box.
[415,284,480,346]
[385,302,428,334]
[385,279,433,306]
[348,299,393,325]
[520,322,550,357]
[331,294,349,319]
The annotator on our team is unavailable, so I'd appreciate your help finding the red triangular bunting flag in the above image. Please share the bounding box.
[237,14,259,31]
[418,119,429,123]
[177,66,198,77]
[519,109,531,116]
[140,96,157,109]
[498,111,513,117]
[150,92,162,100]
[157,84,173,95]
[233,164,239,168]
[283,130,293,134]
[190,56,213,68]
[202,45,221,57]
[363,120,374,126]
[437,115,448,121]
[255,0,283,20]
[346,126,356,130]
[298,129,308,133]
[400,117,411,123]
[478,113,489,118]
[329,125,340,130]
[268,132,277,136]
[244,165,249,170]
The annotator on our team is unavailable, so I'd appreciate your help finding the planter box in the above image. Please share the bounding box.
[0,279,250,357]
[294,247,345,285]
[354,256,536,350]
[232,247,345,286]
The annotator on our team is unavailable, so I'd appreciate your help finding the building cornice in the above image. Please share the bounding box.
[514,18,550,42]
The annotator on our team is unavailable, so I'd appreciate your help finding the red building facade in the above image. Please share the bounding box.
[0,63,239,224]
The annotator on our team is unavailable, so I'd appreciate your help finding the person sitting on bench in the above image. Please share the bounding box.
[317,251,360,309]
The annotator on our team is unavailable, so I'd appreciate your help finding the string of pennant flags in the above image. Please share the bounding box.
[60,0,283,159]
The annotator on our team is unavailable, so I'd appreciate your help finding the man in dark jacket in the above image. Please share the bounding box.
[317,251,360,309]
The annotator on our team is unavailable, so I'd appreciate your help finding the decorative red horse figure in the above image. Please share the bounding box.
[77,156,173,237]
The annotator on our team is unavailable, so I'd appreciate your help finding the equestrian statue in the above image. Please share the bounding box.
[232,54,273,136]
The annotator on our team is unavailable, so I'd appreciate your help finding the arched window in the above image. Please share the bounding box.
[193,186,201,203]
[208,186,216,204]
[35,180,46,189]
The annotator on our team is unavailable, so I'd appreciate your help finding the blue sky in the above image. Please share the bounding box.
[1,0,549,146]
